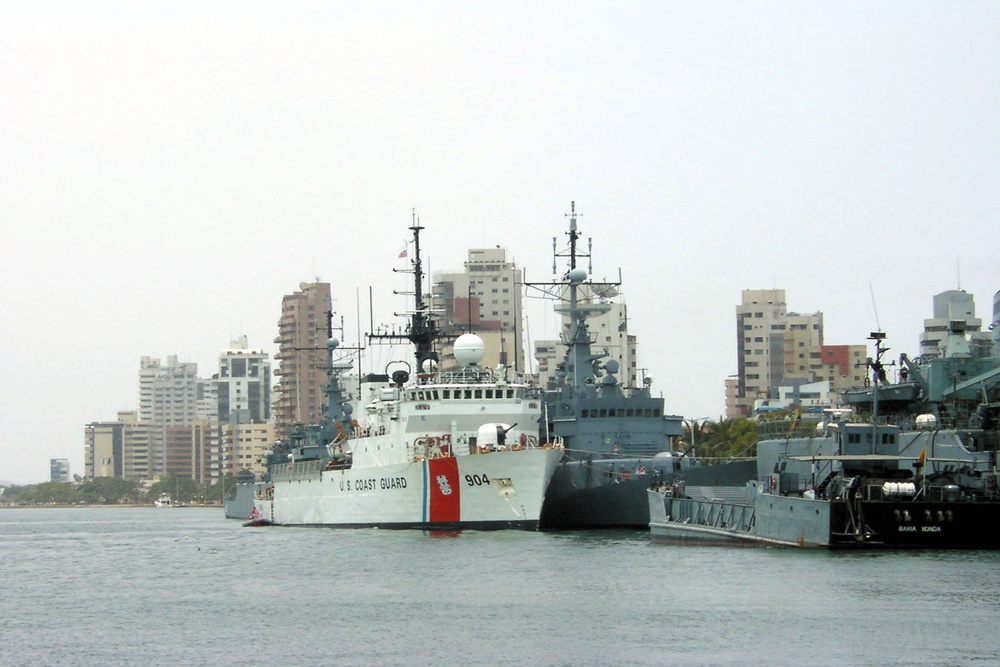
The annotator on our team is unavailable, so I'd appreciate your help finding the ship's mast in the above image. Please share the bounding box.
[370,212,440,373]
[405,216,439,370]
[867,331,887,453]
[564,202,596,391]
[525,202,620,395]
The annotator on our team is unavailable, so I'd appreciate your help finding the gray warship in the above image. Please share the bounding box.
[531,203,754,529]
[649,321,1000,548]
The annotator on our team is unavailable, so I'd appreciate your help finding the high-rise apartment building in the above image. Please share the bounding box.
[733,289,865,418]
[735,289,793,415]
[164,419,215,483]
[273,282,332,436]
[215,336,271,425]
[220,422,276,478]
[138,355,200,475]
[431,248,524,371]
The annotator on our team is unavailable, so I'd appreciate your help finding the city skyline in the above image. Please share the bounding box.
[3,3,999,483]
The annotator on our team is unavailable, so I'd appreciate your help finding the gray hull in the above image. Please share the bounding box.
[224,482,260,520]
[541,458,756,529]
[649,486,835,548]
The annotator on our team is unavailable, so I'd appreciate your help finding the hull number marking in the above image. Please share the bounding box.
[465,474,491,487]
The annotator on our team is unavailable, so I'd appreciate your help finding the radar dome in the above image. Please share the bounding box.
[421,358,438,373]
[327,338,340,350]
[605,359,620,374]
[454,333,486,367]
[568,268,588,284]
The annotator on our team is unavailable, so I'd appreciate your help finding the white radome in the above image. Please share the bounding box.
[454,333,486,366]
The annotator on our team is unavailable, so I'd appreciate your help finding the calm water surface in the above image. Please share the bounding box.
[2,507,998,667]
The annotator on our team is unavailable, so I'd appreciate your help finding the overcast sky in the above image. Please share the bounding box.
[2,2,998,484]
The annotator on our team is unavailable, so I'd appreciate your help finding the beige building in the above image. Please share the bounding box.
[733,289,864,418]
[733,289,871,418]
[735,289,793,416]
[221,422,276,478]
[273,281,332,437]
[432,248,524,371]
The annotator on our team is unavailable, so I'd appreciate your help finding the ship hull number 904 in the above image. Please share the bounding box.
[465,474,490,487]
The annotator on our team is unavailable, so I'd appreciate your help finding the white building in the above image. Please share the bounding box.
[215,336,271,425]
[138,355,200,475]
[919,290,991,358]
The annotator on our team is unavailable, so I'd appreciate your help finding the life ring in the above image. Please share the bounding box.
[769,476,777,492]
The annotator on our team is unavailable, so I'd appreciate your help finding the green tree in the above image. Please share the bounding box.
[682,418,759,461]
[78,477,142,504]
[12,482,81,505]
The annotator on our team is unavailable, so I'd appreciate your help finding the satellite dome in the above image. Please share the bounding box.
[605,359,620,374]
[568,268,588,284]
[421,358,438,373]
[327,338,340,350]
[454,333,486,366]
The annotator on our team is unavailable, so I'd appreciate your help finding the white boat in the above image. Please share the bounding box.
[251,221,562,530]
[154,493,174,508]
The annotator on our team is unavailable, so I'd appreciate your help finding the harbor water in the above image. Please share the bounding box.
[3,507,998,667]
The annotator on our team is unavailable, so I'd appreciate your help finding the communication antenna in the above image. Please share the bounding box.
[868,282,882,332]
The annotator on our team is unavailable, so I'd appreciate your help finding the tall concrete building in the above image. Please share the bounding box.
[84,411,153,479]
[215,336,271,425]
[431,248,524,371]
[273,282,332,436]
[221,422,276,478]
[919,290,991,357]
[735,289,794,415]
[138,355,200,475]
[733,289,866,418]
[164,420,215,483]
[50,459,70,483]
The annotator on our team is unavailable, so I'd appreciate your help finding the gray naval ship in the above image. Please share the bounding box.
[531,203,754,529]
[650,321,1000,548]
